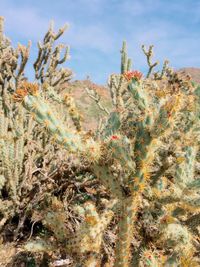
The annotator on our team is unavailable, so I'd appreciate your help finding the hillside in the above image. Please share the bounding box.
[177,67,200,83]
[65,68,199,131]
[65,79,111,130]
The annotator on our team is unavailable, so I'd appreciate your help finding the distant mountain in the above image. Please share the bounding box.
[177,67,200,84]
[65,79,111,130]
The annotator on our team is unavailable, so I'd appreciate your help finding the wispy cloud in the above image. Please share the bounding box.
[0,0,199,84]
[1,3,49,40]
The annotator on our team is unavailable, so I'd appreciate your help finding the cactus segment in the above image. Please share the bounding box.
[22,94,82,152]
[174,146,197,188]
[107,135,135,170]
[102,111,121,138]
[128,79,148,112]
[115,195,141,267]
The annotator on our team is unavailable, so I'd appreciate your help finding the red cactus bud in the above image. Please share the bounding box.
[111,135,120,140]
[123,70,143,81]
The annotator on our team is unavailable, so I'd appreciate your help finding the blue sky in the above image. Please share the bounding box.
[1,0,200,84]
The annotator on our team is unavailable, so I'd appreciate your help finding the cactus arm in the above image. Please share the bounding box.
[121,41,128,74]
[174,146,197,188]
[43,85,82,131]
[107,135,135,170]
[15,87,102,161]
[113,129,158,266]
[114,142,159,267]
[65,202,114,266]
[114,195,141,267]
[142,44,159,78]
[121,41,132,74]
[150,94,181,138]
[102,111,121,138]
[127,79,149,113]
[22,93,83,152]
[85,86,110,115]
[92,164,123,199]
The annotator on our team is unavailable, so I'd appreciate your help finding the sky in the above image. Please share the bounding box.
[0,0,200,85]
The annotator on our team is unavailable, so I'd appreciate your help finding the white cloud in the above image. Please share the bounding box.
[0,0,114,54]
[0,0,199,84]
[1,4,49,40]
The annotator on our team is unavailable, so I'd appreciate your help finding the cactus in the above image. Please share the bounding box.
[1,16,200,267]
[120,41,132,74]
[15,38,200,267]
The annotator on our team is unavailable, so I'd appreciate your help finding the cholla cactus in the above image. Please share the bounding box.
[18,42,200,267]
[66,201,114,265]
[1,16,200,267]
[0,16,30,201]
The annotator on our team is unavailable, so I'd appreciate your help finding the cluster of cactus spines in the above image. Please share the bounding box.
[66,202,113,253]
[174,146,197,189]
[1,17,200,266]
[42,196,69,242]
[63,93,83,131]
[139,247,167,267]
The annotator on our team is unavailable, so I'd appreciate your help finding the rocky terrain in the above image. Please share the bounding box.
[177,67,200,83]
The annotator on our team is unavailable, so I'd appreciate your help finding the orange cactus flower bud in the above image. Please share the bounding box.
[123,70,143,81]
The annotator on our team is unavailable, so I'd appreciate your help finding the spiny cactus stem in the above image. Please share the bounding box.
[142,44,159,78]
[22,94,81,151]
[115,136,159,266]
[114,195,141,267]
[21,94,102,160]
